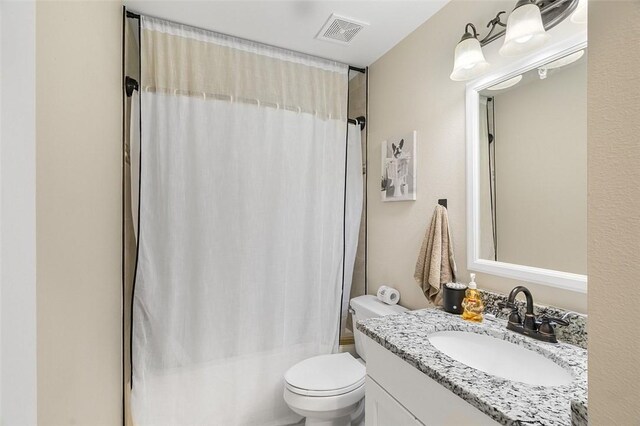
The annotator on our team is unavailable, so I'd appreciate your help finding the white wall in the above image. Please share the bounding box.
[367,0,587,313]
[0,1,38,424]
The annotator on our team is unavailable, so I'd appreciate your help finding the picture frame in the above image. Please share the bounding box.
[381,131,417,202]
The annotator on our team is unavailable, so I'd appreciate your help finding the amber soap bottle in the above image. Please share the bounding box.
[461,274,484,322]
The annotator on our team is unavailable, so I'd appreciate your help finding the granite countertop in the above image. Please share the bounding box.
[570,400,588,426]
[357,308,587,426]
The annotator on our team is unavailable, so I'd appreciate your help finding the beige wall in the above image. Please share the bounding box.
[492,61,587,275]
[367,0,587,313]
[36,1,122,424]
[588,1,640,423]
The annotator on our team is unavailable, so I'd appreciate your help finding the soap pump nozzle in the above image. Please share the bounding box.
[468,273,477,289]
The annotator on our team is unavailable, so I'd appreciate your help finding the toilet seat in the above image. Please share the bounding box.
[285,353,366,397]
[285,376,365,397]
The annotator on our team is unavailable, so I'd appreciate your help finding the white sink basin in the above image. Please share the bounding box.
[427,331,573,386]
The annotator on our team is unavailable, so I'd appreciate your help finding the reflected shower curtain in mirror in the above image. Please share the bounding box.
[479,96,497,261]
[131,17,352,425]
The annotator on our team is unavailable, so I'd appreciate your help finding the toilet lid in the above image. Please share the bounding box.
[285,353,366,397]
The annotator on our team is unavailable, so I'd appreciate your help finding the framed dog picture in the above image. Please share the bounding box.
[381,131,417,202]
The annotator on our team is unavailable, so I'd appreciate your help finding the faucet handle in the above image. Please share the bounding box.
[538,316,569,341]
[498,302,521,325]
[540,316,569,327]
[561,311,579,322]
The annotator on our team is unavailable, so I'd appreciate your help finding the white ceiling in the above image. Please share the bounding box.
[123,0,451,67]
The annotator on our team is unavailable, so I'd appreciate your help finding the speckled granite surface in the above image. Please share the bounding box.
[481,289,588,349]
[357,309,587,426]
[570,400,588,426]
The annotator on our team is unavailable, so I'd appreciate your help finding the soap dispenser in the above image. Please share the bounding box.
[461,273,484,322]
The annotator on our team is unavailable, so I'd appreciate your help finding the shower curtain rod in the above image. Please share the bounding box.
[125,76,139,97]
[125,10,367,75]
[348,116,366,131]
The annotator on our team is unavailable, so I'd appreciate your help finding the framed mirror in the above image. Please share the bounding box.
[466,39,587,293]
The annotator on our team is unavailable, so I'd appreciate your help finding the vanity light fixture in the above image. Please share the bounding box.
[571,0,587,24]
[450,24,490,81]
[487,74,523,90]
[544,49,584,69]
[499,0,550,57]
[449,0,580,82]
[537,49,584,80]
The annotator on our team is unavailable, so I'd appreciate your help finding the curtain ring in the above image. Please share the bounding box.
[174,88,179,95]
[202,92,207,100]
[257,99,261,107]
[297,106,301,114]
[229,95,234,103]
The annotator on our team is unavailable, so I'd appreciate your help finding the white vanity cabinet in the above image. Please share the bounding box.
[364,336,500,426]
[365,377,423,426]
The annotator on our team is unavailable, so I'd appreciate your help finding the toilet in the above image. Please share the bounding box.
[283,295,408,426]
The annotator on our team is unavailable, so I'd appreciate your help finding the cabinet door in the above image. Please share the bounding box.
[365,376,422,426]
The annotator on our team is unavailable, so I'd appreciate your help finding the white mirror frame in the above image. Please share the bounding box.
[466,34,588,294]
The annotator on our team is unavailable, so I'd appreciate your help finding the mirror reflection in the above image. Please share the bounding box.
[478,49,587,275]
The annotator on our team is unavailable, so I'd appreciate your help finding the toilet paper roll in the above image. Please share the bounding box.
[377,285,400,305]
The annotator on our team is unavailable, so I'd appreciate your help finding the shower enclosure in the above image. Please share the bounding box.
[123,12,367,425]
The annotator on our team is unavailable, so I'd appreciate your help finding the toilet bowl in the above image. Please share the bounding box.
[283,295,408,425]
[284,353,365,426]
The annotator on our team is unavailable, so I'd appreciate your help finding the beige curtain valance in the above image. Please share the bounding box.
[141,17,349,120]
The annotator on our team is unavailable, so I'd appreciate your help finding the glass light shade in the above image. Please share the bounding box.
[571,0,587,24]
[487,75,523,91]
[544,50,584,69]
[499,3,550,57]
[450,37,490,81]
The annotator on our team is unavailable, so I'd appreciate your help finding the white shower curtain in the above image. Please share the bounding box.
[131,17,358,425]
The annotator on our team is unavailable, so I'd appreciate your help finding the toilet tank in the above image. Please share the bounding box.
[350,295,408,361]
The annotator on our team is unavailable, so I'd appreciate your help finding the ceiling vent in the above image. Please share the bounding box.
[316,14,368,44]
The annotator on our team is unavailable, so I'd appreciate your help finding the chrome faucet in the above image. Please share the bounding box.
[499,286,568,344]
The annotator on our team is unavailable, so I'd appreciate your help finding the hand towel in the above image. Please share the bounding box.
[414,205,457,305]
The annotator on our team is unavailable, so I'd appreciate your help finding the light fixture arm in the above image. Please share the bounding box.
[466,23,479,39]
[459,23,479,42]
[479,11,507,45]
